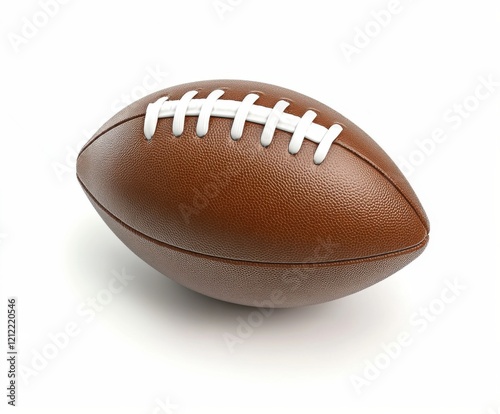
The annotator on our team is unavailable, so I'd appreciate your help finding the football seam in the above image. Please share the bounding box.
[334,140,430,234]
[78,113,146,157]
[77,175,429,267]
[78,115,430,246]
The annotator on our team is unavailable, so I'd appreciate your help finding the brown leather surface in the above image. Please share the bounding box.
[83,189,428,307]
[77,80,429,265]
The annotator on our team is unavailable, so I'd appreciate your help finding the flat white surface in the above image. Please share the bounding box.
[1,0,499,413]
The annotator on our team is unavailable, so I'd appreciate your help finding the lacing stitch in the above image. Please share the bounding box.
[144,89,343,164]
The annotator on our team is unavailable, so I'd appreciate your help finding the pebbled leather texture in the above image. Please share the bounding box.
[77,80,430,306]
[82,191,428,308]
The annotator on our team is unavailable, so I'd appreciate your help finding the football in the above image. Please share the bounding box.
[77,80,429,308]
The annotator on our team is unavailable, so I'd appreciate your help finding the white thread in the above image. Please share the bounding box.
[144,89,343,164]
[314,124,343,165]
[196,89,225,137]
[231,93,260,140]
[289,110,317,155]
[143,96,169,140]
[173,90,198,137]
[260,100,290,148]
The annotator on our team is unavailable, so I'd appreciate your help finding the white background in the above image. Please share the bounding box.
[1,0,499,413]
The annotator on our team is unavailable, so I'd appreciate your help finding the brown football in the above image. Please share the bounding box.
[77,80,430,308]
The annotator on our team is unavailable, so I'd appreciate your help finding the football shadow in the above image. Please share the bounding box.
[68,214,405,365]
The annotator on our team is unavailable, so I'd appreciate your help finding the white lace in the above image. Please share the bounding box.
[143,89,343,164]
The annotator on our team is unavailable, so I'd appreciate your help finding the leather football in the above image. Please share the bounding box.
[77,80,430,308]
